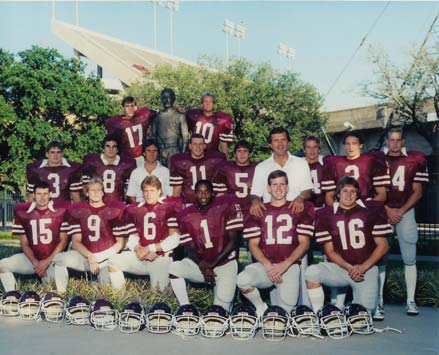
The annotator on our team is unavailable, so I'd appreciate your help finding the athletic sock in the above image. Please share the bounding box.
[109,270,125,290]
[0,272,16,292]
[377,265,386,306]
[405,264,417,303]
[308,287,325,313]
[170,277,189,305]
[54,265,69,293]
[242,288,266,316]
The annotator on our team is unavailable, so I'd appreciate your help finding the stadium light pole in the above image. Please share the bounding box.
[277,43,287,71]
[286,47,296,71]
[234,22,246,60]
[166,0,179,55]
[223,19,235,67]
[75,0,79,25]
[153,0,158,49]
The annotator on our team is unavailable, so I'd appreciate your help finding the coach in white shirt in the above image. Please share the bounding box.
[250,127,313,216]
[127,139,171,203]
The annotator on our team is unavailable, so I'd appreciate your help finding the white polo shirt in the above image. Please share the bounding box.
[126,162,171,202]
[250,152,313,202]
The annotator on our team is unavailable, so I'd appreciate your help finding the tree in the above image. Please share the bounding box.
[362,43,439,154]
[0,46,118,190]
[127,58,326,161]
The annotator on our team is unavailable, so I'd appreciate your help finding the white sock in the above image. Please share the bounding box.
[405,264,417,303]
[308,287,325,313]
[378,265,386,306]
[269,288,278,305]
[54,265,69,293]
[330,287,347,309]
[0,272,16,292]
[170,277,189,305]
[242,288,266,315]
[109,270,125,290]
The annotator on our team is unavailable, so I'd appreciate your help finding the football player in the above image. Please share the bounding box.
[0,181,69,291]
[26,141,82,203]
[303,136,325,209]
[379,128,429,317]
[186,92,233,154]
[238,170,314,315]
[168,180,243,311]
[108,176,182,291]
[169,134,226,205]
[53,178,126,292]
[105,96,156,167]
[305,176,392,313]
[82,134,136,202]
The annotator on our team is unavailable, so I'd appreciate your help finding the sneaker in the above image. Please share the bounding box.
[406,301,419,316]
[373,304,384,321]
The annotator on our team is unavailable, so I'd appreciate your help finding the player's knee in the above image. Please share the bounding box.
[107,265,119,273]
[304,265,321,284]
[168,262,181,279]
[0,259,8,273]
[236,271,252,289]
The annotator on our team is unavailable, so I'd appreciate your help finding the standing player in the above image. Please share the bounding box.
[238,170,313,315]
[82,135,136,202]
[168,180,243,311]
[105,96,156,167]
[212,139,258,208]
[108,176,182,291]
[26,141,82,203]
[305,176,391,313]
[303,136,325,209]
[380,128,429,317]
[186,92,233,154]
[53,178,126,292]
[170,134,225,205]
[0,181,69,291]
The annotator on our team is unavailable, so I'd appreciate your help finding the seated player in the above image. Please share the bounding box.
[305,176,392,313]
[238,170,313,316]
[108,176,182,291]
[53,178,126,292]
[0,181,68,291]
[168,180,243,311]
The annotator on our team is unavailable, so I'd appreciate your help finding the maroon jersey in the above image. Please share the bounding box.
[186,109,233,151]
[178,194,243,265]
[321,152,390,200]
[212,161,258,207]
[66,201,125,254]
[315,200,392,265]
[12,201,69,260]
[243,201,314,264]
[385,151,429,208]
[26,159,82,203]
[82,154,136,202]
[105,107,155,158]
[169,151,226,204]
[123,197,183,256]
[307,157,325,208]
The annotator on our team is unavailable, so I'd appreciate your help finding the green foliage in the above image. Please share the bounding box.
[0,46,118,190]
[128,58,326,161]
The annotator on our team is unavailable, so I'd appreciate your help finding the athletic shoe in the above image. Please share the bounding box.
[373,304,384,321]
[406,301,419,316]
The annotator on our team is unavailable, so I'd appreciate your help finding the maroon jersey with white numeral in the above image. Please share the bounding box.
[12,201,69,260]
[307,159,325,208]
[321,152,390,200]
[123,198,183,255]
[243,201,314,264]
[212,161,258,207]
[26,160,82,203]
[82,153,136,202]
[66,201,126,253]
[385,151,429,208]
[169,151,226,204]
[186,109,233,151]
[315,200,392,265]
[178,194,243,265]
[105,107,155,158]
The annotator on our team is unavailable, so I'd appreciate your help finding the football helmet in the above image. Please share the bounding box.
[344,303,374,335]
[0,291,21,317]
[172,304,200,336]
[119,302,146,334]
[261,305,289,341]
[40,292,65,323]
[229,305,258,340]
[65,296,90,325]
[89,299,119,331]
[18,291,40,320]
[289,305,320,337]
[317,304,349,339]
[146,302,173,334]
[200,305,229,338]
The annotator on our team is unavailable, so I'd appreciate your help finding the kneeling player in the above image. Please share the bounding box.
[305,176,391,313]
[108,176,182,291]
[169,180,243,311]
[238,170,313,315]
[53,179,125,292]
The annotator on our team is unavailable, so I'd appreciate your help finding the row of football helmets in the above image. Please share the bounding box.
[1,291,375,340]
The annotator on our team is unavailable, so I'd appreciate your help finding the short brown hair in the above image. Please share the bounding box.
[267,170,288,185]
[141,175,162,192]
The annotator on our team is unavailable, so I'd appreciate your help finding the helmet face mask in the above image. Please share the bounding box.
[18,291,40,320]
[262,306,288,341]
[289,305,320,337]
[65,296,90,325]
[200,305,229,338]
[146,302,173,334]
[89,299,119,331]
[230,305,258,340]
[318,305,349,339]
[40,292,65,323]
[0,291,21,317]
[119,302,145,334]
[344,303,374,335]
[172,304,200,336]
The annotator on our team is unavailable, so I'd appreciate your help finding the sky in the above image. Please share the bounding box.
[1,1,438,112]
